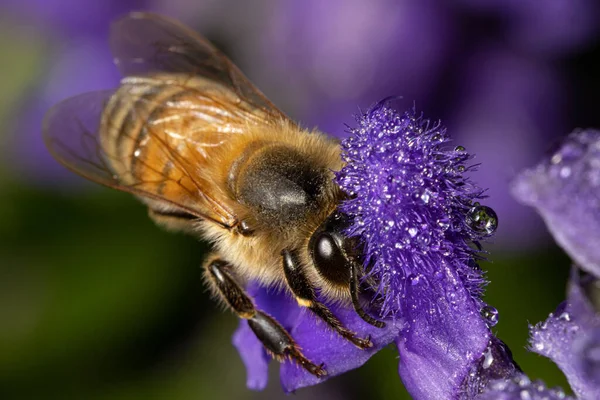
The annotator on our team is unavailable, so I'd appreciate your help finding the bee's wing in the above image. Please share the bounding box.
[110,11,289,121]
[43,12,301,229]
[43,89,240,228]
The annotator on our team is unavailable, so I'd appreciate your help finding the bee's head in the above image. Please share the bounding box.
[308,211,385,328]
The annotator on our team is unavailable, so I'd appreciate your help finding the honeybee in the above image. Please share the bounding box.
[43,12,385,377]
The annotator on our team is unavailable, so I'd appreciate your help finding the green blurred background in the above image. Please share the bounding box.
[1,1,599,399]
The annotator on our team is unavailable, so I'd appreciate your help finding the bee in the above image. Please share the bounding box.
[43,12,385,377]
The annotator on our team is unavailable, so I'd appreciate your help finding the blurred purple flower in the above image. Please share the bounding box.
[449,49,568,249]
[2,0,153,183]
[456,0,600,56]
[262,0,453,128]
[2,0,148,36]
[512,130,600,278]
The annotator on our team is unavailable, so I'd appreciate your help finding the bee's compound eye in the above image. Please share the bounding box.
[311,232,350,285]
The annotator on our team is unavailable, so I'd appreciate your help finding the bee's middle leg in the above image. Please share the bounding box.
[203,255,326,377]
[281,249,373,349]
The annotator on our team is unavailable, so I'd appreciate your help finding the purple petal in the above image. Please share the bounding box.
[512,130,600,278]
[395,264,492,399]
[280,301,403,392]
[232,320,269,391]
[231,283,403,392]
[529,268,600,399]
[461,337,522,398]
[478,374,574,400]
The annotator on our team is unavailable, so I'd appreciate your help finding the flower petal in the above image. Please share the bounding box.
[395,264,492,399]
[280,302,403,392]
[231,283,403,392]
[529,268,600,399]
[461,337,522,398]
[512,129,600,278]
[232,321,269,391]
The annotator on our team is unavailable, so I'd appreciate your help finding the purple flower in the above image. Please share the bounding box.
[337,101,506,398]
[512,130,600,278]
[336,101,496,318]
[233,101,519,398]
[529,270,600,399]
[232,283,403,392]
[3,0,153,183]
[479,269,599,399]
[497,129,600,399]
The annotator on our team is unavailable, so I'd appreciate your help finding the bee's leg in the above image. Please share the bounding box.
[203,256,327,378]
[281,249,374,350]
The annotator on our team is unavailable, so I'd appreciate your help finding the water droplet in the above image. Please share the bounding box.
[454,145,465,152]
[481,305,499,327]
[520,389,532,400]
[408,274,421,286]
[408,227,418,237]
[437,218,450,231]
[518,376,531,387]
[534,342,545,351]
[482,346,494,369]
[466,205,498,236]
[549,387,566,399]
[558,312,571,322]
[420,190,431,204]
[457,165,466,172]
[560,166,571,178]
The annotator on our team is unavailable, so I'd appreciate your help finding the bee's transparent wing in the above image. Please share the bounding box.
[43,89,237,227]
[110,12,289,121]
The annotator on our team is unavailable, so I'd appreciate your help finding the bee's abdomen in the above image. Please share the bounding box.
[99,78,188,186]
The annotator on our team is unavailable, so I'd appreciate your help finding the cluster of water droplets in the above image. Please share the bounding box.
[479,375,571,400]
[336,102,499,318]
[460,337,523,398]
[548,129,600,185]
[530,302,578,357]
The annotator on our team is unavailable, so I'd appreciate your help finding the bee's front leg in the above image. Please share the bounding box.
[281,249,374,349]
[203,255,327,378]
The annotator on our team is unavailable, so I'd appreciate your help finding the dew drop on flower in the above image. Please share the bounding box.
[482,346,494,369]
[466,205,498,236]
[481,305,499,327]
[454,145,465,152]
[558,311,571,322]
[520,389,532,400]
[534,342,545,351]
